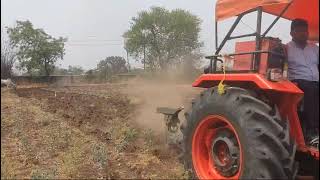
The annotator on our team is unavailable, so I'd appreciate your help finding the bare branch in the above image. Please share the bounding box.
[1,31,17,79]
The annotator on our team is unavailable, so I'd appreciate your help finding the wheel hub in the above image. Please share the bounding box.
[192,115,242,179]
[211,129,240,177]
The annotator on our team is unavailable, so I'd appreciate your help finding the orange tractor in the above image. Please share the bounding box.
[157,0,319,179]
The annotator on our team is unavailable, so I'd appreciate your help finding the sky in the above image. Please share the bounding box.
[1,0,291,70]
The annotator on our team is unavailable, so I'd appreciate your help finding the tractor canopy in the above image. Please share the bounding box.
[216,0,319,41]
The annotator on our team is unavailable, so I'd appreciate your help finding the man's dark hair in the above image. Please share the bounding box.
[291,18,308,31]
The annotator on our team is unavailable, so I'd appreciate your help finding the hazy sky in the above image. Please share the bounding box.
[1,0,291,70]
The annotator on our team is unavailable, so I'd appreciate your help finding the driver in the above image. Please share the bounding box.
[286,18,319,146]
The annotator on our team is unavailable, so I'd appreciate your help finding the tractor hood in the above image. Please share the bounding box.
[216,0,319,41]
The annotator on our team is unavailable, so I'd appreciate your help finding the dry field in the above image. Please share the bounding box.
[1,79,202,179]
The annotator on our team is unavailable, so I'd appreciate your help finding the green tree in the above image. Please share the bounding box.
[53,65,84,75]
[67,65,84,75]
[96,56,128,80]
[85,69,98,82]
[124,7,202,71]
[52,66,68,75]
[7,20,67,76]
[1,30,17,79]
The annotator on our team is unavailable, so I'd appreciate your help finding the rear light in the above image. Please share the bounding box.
[269,68,283,81]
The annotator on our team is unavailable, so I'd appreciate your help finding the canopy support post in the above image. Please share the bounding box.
[253,7,262,71]
[215,15,243,55]
[262,2,293,38]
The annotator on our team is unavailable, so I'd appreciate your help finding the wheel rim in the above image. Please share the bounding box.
[192,115,243,179]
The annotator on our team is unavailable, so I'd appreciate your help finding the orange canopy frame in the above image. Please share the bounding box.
[216,0,319,41]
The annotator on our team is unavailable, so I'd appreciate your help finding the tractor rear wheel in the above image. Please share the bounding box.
[181,86,298,179]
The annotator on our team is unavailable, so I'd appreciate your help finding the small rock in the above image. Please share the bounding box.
[42,121,50,126]
[31,158,39,165]
[63,114,70,118]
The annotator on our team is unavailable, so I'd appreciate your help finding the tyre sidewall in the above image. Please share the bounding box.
[184,92,254,178]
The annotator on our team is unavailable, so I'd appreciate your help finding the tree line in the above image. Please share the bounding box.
[1,21,128,80]
[1,6,203,80]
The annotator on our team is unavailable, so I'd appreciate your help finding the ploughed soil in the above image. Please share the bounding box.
[1,82,201,179]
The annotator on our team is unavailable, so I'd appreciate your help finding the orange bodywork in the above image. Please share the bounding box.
[192,73,303,93]
[192,74,320,159]
[216,0,319,41]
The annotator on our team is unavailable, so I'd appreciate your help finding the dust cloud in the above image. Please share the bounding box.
[123,74,203,135]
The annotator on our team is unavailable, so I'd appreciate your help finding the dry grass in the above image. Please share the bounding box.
[1,83,189,179]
